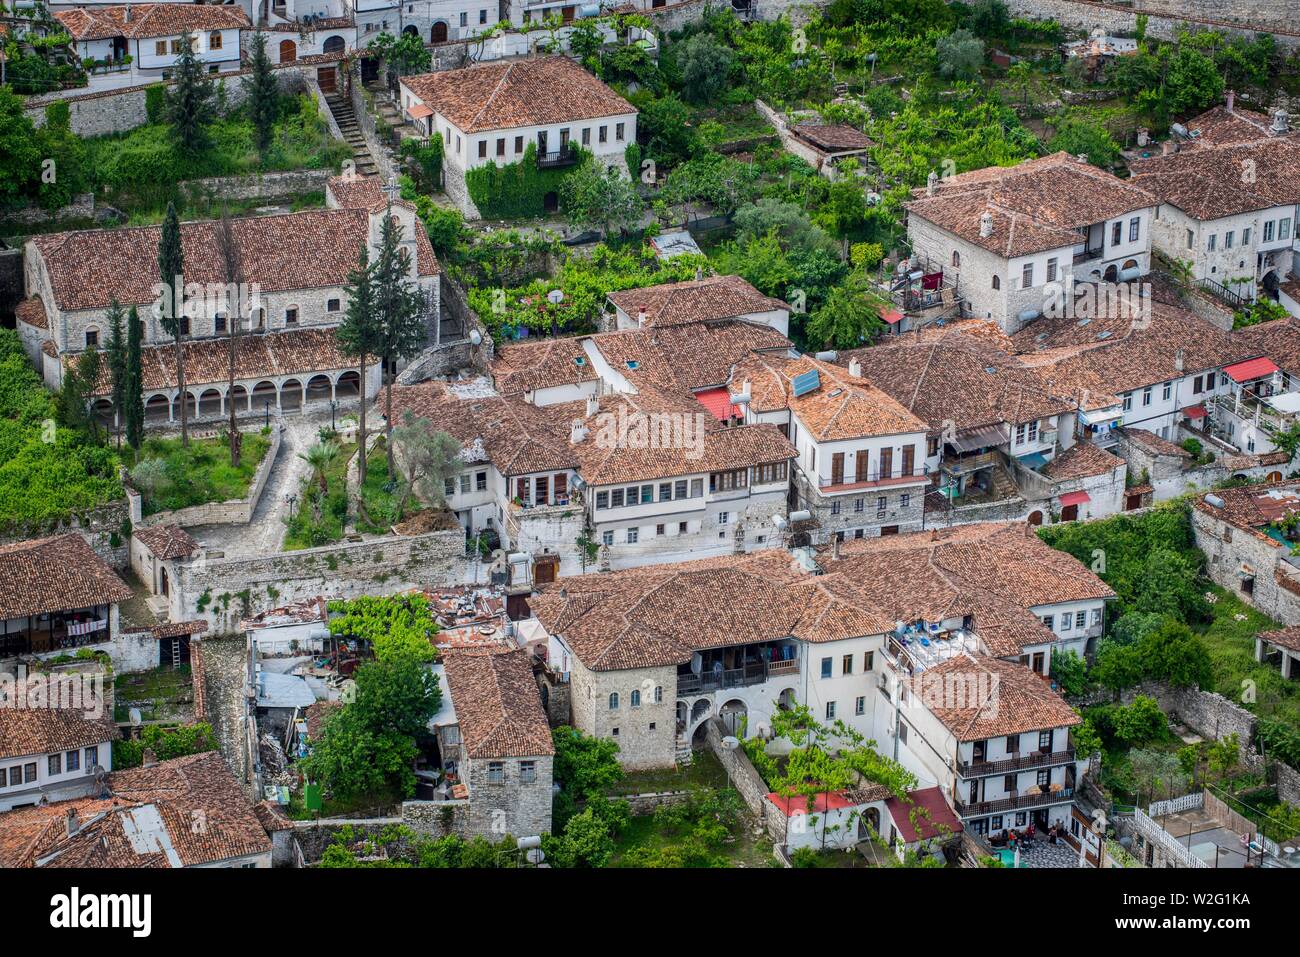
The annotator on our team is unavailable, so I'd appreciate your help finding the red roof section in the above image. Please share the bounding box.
[1059,490,1091,506]
[880,307,905,325]
[766,791,856,817]
[1182,404,1207,419]
[1223,357,1280,383]
[884,787,962,843]
[695,387,743,421]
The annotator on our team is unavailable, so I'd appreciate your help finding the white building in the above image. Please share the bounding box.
[0,701,115,812]
[905,152,1157,334]
[398,56,637,219]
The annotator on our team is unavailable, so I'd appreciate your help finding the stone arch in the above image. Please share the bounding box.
[777,687,797,711]
[180,390,198,419]
[306,374,333,403]
[1103,263,1118,282]
[279,38,297,62]
[543,190,559,214]
[251,380,277,413]
[335,370,361,399]
[1266,470,1283,482]
[690,698,711,725]
[1122,258,1138,271]
[322,34,345,54]
[230,383,250,412]
[431,21,448,42]
[719,698,747,736]
[403,24,418,36]
[197,388,223,417]
[991,275,1000,290]
[145,393,171,422]
[91,398,115,429]
[280,377,304,411]
[1027,509,1044,526]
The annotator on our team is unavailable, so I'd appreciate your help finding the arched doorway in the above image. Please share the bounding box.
[92,398,115,430]
[857,806,880,840]
[322,34,345,54]
[145,394,171,423]
[1027,510,1044,526]
[251,380,277,415]
[1103,263,1118,282]
[1267,471,1283,482]
[403,24,418,37]
[197,388,222,416]
[280,378,304,412]
[719,699,747,736]
[336,370,361,400]
[279,39,297,62]
[543,190,559,213]
[230,383,249,412]
[431,21,448,42]
[777,687,796,711]
[160,566,170,597]
[306,374,332,404]
[1262,269,1281,298]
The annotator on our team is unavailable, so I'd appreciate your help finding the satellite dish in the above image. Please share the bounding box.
[128,708,142,726]
[547,289,564,305]
[721,736,740,751]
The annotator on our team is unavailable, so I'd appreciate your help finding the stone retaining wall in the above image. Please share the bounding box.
[0,498,132,569]
[135,427,280,529]
[181,169,334,204]
[1000,0,1300,50]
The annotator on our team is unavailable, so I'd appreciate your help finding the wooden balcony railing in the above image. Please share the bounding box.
[956,786,1074,817]
[957,748,1077,779]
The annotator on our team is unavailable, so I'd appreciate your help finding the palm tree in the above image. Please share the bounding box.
[299,440,341,496]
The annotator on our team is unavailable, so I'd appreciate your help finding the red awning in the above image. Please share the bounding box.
[766,791,857,817]
[1223,357,1280,383]
[694,387,743,421]
[408,103,434,119]
[1182,404,1207,419]
[1059,490,1091,507]
[880,307,904,325]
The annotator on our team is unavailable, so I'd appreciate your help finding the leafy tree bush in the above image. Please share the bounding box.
[552,726,624,798]
[677,32,734,104]
[326,593,439,664]
[936,29,984,80]
[1047,119,1121,169]
[1049,649,1088,697]
[560,158,642,238]
[465,142,588,219]
[112,722,218,769]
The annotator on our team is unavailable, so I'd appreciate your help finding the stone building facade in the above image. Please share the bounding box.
[568,659,678,770]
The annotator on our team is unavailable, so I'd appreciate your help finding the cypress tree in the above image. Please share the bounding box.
[244,31,278,161]
[165,30,215,159]
[105,298,127,448]
[158,201,189,446]
[336,244,379,483]
[124,306,145,450]
[371,214,427,479]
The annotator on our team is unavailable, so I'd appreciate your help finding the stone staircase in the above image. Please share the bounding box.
[986,463,1021,501]
[675,734,693,766]
[324,92,378,178]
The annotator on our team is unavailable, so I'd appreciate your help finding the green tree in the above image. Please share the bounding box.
[349,655,443,742]
[335,243,380,483]
[1072,715,1103,758]
[105,299,128,449]
[966,0,1009,39]
[0,87,40,205]
[805,280,885,350]
[1049,649,1088,697]
[1048,119,1121,169]
[936,29,984,80]
[244,31,278,160]
[1108,611,1165,647]
[678,32,734,104]
[1132,548,1208,621]
[1112,695,1167,745]
[370,213,427,479]
[124,306,146,450]
[560,158,642,239]
[366,31,431,76]
[327,593,438,664]
[299,440,341,496]
[301,705,420,799]
[1163,46,1224,117]
[1093,639,1144,698]
[632,92,696,167]
[35,101,89,210]
[390,412,461,516]
[545,806,617,867]
[551,725,624,799]
[164,31,216,159]
[157,202,190,446]
[1138,620,1211,689]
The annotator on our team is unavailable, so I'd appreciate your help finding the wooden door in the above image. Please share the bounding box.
[431,21,448,42]
[1060,503,1079,522]
[535,557,558,585]
[901,444,914,477]
[831,452,844,485]
[317,66,336,93]
[279,39,297,62]
[879,447,893,480]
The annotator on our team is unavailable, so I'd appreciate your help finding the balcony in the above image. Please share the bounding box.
[957,748,1077,779]
[676,655,798,695]
[819,466,928,494]
[1073,246,1104,265]
[956,786,1074,817]
[537,146,580,170]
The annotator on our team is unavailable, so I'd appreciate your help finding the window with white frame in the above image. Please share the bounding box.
[520,760,536,784]
[487,761,504,783]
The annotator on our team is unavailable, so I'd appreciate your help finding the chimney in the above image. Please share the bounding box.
[1174,348,1184,372]
[1272,110,1290,135]
[1225,89,1235,114]
[694,266,703,281]
[832,536,841,561]
[124,3,131,22]
[1161,140,1175,156]
[979,211,993,239]
[637,308,647,328]
[926,170,938,196]
[1076,153,1088,165]
[848,358,862,378]
[585,393,599,418]
[142,748,157,768]
[65,807,79,838]
[569,420,588,445]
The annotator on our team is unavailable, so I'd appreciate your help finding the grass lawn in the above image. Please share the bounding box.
[129,431,271,515]
[608,800,779,869]
[283,441,356,551]
[355,439,403,535]
[606,748,730,796]
[285,782,404,821]
[1195,586,1300,729]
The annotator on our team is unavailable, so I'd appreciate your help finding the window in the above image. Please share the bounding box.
[876,496,887,513]
[599,126,608,143]
[84,747,97,770]
[611,488,624,508]
[656,524,665,536]
[710,469,748,492]
[1046,257,1058,282]
[156,40,167,56]
[854,498,864,513]
[285,307,298,325]
[1207,233,1217,251]
[630,689,641,707]
[1038,730,1052,751]
[1021,263,1034,288]
[582,128,591,146]
[1006,734,1019,753]
[596,491,609,509]
[676,479,689,499]
[608,693,619,710]
[1129,217,1139,243]
[831,501,841,515]
[991,815,1004,832]
[1225,230,1235,249]
[718,511,730,525]
[855,697,865,716]
[85,329,98,348]
[898,722,908,744]
[1187,229,1195,249]
[602,530,613,546]
[1004,774,1016,792]
[478,140,487,159]
[215,315,227,333]
[1122,393,1133,412]
[1060,613,1072,631]
[1264,220,1275,243]
[327,298,340,312]
[1036,769,1050,788]
[1016,423,1026,444]
[65,750,80,772]
[991,274,1000,290]
[1142,386,1152,406]
[514,135,524,153]
[459,12,467,25]
[1193,375,1204,394]
[1028,421,1038,442]
[626,527,638,544]
[520,760,536,784]
[444,477,455,497]
[48,753,61,776]
[496,137,505,157]
[1243,227,1252,245]
[615,122,625,141]
[1162,381,1172,401]
[842,654,853,675]
[209,31,222,50]
[864,651,874,671]
[900,494,910,508]
[459,474,471,495]
[756,462,787,484]
[1075,610,1087,629]
[1111,221,1122,246]
[1282,218,1293,241]
[476,471,487,491]
[487,761,504,784]
[1091,609,1103,627]
[479,8,487,23]
[820,657,832,678]
[611,727,619,737]
[654,686,663,703]
[825,701,837,720]
[952,250,961,267]
[1042,615,1054,629]
[640,485,653,504]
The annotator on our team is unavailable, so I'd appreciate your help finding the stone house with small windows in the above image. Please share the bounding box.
[0,695,116,812]
[440,647,554,839]
[17,175,437,431]
[606,275,791,339]
[904,153,1157,335]
[1193,481,1300,624]
[398,56,638,219]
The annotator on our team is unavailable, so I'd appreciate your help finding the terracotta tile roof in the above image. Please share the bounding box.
[390,380,578,476]
[254,800,293,832]
[401,56,635,134]
[151,620,208,639]
[885,786,963,842]
[84,327,364,396]
[304,700,340,740]
[606,275,788,328]
[0,751,272,868]
[1194,480,1300,535]
[591,319,791,396]
[841,329,1071,433]
[14,296,47,330]
[441,647,554,759]
[532,550,895,671]
[1130,137,1300,220]
[324,176,441,277]
[1258,625,1300,653]
[1039,442,1124,482]
[0,534,133,619]
[55,4,250,40]
[1180,104,1298,149]
[792,123,872,152]
[905,153,1155,257]
[1232,316,1300,377]
[915,655,1080,740]
[31,208,436,313]
[0,697,116,760]
[133,523,199,560]
[1120,427,1192,459]
[493,337,598,396]
[735,352,929,440]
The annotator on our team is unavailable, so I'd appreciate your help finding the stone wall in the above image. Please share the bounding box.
[569,659,677,769]
[291,818,404,863]
[137,427,280,530]
[0,497,132,569]
[464,755,553,839]
[704,718,785,839]
[1276,761,1300,807]
[1193,505,1300,625]
[401,799,472,838]
[0,247,23,325]
[176,527,472,633]
[1118,680,1262,770]
[181,169,335,204]
[1132,0,1298,34]
[1000,0,1300,51]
